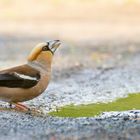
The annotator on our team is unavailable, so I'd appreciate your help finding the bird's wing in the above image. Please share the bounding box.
[0,65,40,89]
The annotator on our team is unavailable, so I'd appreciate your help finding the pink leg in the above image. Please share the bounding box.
[13,103,30,111]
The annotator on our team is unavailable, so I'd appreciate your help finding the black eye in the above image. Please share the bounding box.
[42,45,49,51]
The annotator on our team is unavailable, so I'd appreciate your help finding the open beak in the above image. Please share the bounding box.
[50,40,61,53]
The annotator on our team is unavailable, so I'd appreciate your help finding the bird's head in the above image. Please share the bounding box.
[28,40,61,66]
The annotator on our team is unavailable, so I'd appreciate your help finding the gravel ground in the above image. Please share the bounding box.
[0,38,140,140]
[25,55,140,113]
[1,110,140,140]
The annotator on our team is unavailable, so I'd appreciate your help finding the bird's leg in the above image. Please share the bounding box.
[15,103,30,111]
[8,103,41,115]
[13,103,30,112]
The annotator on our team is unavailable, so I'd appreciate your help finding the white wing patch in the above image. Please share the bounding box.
[14,72,38,81]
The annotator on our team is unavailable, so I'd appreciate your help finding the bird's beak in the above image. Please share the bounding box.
[50,40,61,53]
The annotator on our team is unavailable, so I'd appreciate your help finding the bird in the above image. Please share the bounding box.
[0,40,61,111]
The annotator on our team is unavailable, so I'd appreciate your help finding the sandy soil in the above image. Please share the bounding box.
[1,0,140,41]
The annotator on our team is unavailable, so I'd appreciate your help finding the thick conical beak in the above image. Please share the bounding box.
[50,40,61,53]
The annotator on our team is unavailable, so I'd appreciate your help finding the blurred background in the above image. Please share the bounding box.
[0,0,140,72]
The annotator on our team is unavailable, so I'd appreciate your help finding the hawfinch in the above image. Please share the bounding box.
[0,40,60,111]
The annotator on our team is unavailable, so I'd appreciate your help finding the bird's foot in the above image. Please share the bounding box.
[10,103,30,112]
[15,103,30,112]
[9,103,42,116]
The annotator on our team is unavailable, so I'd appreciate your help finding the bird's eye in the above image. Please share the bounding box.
[42,45,49,51]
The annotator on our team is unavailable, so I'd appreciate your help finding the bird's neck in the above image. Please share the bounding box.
[28,52,53,73]
[36,52,53,67]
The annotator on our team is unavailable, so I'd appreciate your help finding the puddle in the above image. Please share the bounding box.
[49,93,140,117]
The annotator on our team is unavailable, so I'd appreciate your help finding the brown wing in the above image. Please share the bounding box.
[0,64,40,89]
